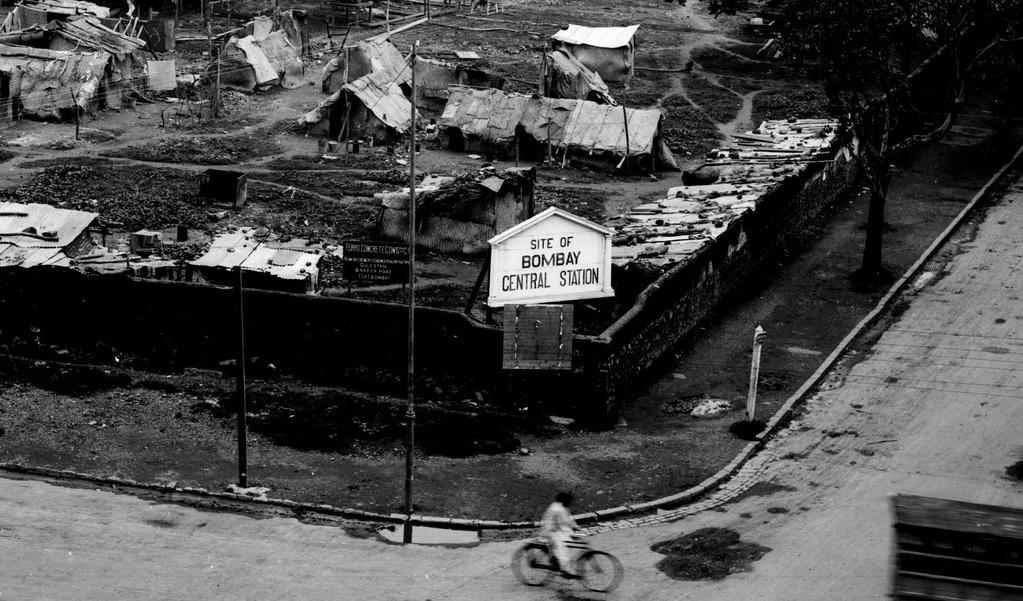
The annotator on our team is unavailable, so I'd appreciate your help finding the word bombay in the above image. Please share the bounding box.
[488,207,613,307]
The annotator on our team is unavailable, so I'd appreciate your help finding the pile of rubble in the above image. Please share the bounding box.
[608,118,840,269]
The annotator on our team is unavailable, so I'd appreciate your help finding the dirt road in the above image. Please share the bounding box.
[3,172,1023,601]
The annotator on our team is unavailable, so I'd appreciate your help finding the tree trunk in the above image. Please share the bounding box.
[859,156,892,278]
[860,183,887,277]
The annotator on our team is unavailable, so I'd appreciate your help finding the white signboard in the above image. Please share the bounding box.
[487,207,614,307]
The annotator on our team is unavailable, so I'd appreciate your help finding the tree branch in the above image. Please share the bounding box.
[966,35,1023,73]
[890,111,955,156]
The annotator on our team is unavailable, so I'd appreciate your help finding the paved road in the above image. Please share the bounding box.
[4,179,1023,599]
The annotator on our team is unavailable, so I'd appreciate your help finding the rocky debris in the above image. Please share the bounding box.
[690,398,732,418]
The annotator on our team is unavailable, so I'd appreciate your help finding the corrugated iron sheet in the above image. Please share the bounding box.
[440,86,662,156]
[0,201,97,248]
[0,243,64,268]
[344,69,413,132]
[190,228,322,282]
[551,24,638,49]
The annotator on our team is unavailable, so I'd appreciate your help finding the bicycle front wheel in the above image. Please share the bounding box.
[511,543,554,586]
[577,550,624,592]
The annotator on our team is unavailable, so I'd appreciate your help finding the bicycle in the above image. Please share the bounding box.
[511,536,624,593]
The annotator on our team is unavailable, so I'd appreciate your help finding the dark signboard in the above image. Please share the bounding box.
[502,304,574,370]
[342,241,409,283]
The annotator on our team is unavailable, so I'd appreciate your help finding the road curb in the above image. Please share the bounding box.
[4,145,1021,534]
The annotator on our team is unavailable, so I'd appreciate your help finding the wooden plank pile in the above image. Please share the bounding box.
[608,118,838,268]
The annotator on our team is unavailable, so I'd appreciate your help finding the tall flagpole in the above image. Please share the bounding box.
[403,42,418,545]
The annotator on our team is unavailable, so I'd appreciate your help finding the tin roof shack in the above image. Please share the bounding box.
[550,24,638,83]
[299,68,412,142]
[0,202,98,268]
[0,5,146,119]
[319,39,503,119]
[219,12,307,92]
[414,57,504,118]
[0,44,107,120]
[321,37,410,94]
[50,17,145,107]
[189,228,325,294]
[377,167,535,255]
[541,48,615,104]
[609,118,839,286]
[439,86,678,172]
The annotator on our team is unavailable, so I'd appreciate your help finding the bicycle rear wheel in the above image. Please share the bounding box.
[511,543,554,586]
[577,550,624,592]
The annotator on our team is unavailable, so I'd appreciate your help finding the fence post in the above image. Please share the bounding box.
[746,325,766,422]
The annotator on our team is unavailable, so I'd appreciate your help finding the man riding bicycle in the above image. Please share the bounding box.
[540,492,580,578]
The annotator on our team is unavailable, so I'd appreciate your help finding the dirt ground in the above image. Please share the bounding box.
[3,0,1012,522]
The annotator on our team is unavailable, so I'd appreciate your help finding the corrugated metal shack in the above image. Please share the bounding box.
[321,37,410,94]
[0,201,98,268]
[609,118,840,271]
[377,167,536,255]
[219,13,307,92]
[438,86,678,171]
[300,67,413,141]
[0,2,146,119]
[189,228,325,294]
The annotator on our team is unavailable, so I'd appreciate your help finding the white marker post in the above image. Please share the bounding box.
[746,325,766,422]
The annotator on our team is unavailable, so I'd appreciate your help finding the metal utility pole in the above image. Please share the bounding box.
[746,325,766,422]
[403,42,418,545]
[234,266,248,487]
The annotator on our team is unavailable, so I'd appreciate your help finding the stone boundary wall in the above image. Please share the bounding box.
[596,147,859,418]
[0,149,856,425]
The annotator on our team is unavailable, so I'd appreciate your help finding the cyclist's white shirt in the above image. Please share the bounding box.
[540,501,578,536]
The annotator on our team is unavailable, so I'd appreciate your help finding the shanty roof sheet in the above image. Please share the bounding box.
[57,16,145,55]
[0,243,68,268]
[551,24,638,49]
[345,69,413,132]
[359,38,411,85]
[0,201,97,248]
[440,87,531,140]
[190,228,322,281]
[440,86,661,155]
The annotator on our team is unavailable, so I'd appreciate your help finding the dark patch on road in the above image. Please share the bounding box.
[1007,460,1023,481]
[984,346,1010,354]
[766,506,789,514]
[652,527,771,581]
[144,517,178,528]
[825,429,860,438]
